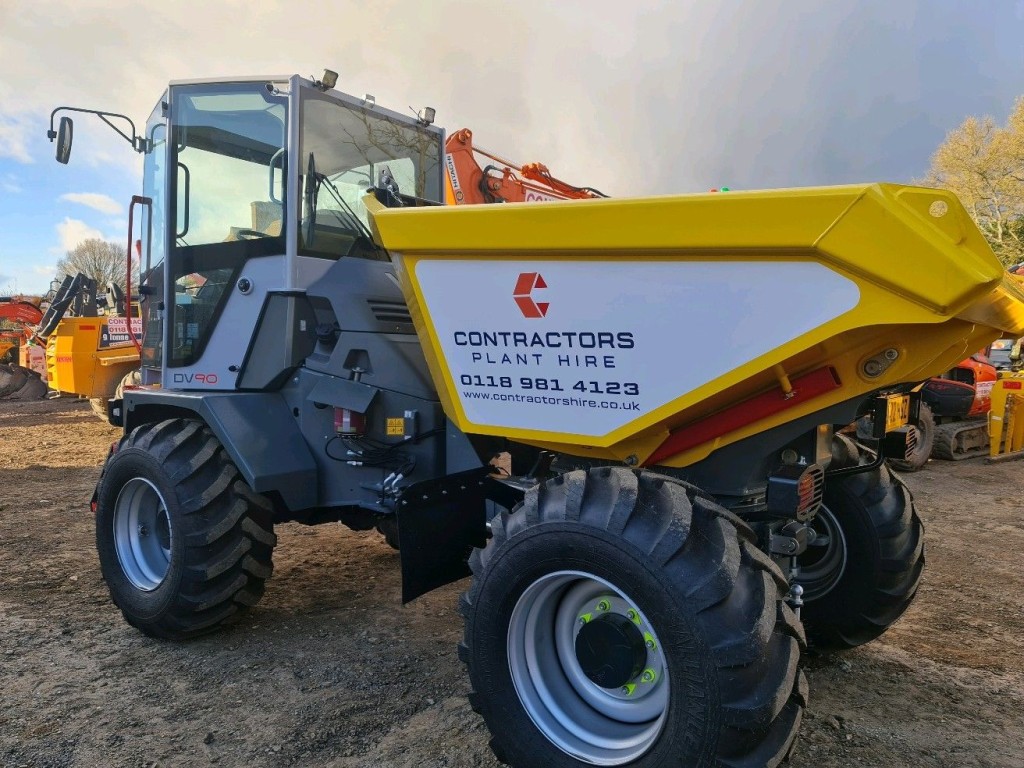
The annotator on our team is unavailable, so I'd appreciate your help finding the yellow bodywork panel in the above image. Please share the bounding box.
[365,184,1024,467]
[989,372,1024,459]
[46,317,140,399]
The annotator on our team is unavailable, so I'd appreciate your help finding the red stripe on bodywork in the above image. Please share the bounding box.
[643,366,842,467]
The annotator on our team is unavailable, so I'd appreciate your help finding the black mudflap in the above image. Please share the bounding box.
[396,467,497,603]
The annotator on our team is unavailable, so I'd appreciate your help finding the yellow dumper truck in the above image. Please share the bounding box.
[50,73,1024,767]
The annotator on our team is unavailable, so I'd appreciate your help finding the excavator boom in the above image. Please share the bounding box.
[444,128,606,205]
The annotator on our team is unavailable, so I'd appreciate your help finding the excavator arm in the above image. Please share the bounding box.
[444,128,607,205]
[0,299,44,361]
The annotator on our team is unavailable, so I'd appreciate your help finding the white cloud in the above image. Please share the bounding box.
[33,264,56,276]
[60,192,122,215]
[2,174,21,193]
[0,117,32,164]
[0,0,1019,238]
[56,217,105,253]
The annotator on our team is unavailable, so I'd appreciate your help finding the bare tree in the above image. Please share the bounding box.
[922,98,1024,266]
[56,239,129,289]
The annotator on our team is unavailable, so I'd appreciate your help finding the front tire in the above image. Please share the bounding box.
[461,467,806,767]
[798,435,925,649]
[95,419,276,639]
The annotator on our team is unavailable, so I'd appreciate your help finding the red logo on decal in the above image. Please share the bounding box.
[513,272,549,318]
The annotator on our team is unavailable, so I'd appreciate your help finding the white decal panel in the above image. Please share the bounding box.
[100,317,144,348]
[414,260,860,436]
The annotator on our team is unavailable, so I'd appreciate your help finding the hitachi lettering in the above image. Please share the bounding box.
[453,330,634,349]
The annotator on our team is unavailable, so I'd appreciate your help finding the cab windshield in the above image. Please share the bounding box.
[299,91,442,260]
[168,82,288,367]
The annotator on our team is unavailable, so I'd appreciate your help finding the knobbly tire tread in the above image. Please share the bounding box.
[460,467,805,768]
[0,364,47,400]
[930,420,989,461]
[375,518,401,550]
[800,434,925,649]
[95,418,276,639]
[0,363,27,398]
[9,368,47,400]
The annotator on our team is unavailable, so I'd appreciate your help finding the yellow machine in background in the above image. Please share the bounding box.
[46,315,141,415]
[989,370,1024,461]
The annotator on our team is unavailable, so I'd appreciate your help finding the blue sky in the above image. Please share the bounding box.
[1,0,1022,295]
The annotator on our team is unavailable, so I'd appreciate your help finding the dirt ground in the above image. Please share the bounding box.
[1,396,1022,768]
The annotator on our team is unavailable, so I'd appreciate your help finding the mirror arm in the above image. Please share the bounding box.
[47,106,148,153]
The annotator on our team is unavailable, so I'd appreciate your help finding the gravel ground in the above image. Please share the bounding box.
[1,396,1022,767]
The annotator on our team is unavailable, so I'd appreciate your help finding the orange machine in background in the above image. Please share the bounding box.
[443,128,607,205]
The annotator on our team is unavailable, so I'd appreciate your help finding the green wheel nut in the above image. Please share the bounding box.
[596,599,611,612]
[627,609,640,623]
[641,668,657,684]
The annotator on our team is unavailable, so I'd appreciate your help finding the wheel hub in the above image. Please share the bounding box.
[575,613,647,689]
[796,503,848,601]
[113,477,173,592]
[507,571,670,765]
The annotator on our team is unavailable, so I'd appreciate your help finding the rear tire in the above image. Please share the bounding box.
[461,467,806,767]
[95,419,276,639]
[798,435,925,649]
[887,402,934,473]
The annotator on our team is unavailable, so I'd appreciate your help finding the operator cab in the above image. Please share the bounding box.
[50,73,445,390]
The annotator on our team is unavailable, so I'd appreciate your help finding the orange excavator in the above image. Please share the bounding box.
[0,298,43,362]
[0,297,46,399]
[443,128,607,205]
[890,354,998,471]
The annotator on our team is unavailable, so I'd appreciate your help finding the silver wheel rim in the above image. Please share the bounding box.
[113,478,173,591]
[507,570,669,765]
[798,504,847,600]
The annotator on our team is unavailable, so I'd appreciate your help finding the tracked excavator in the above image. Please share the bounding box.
[925,354,997,460]
[49,72,1024,768]
[889,353,997,470]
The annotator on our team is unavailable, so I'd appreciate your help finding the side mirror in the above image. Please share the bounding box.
[55,116,73,164]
